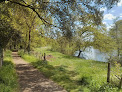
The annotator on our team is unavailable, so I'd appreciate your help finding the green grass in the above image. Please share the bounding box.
[0,50,19,92]
[19,47,122,92]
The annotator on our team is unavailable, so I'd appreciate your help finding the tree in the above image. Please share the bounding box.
[0,2,21,67]
[74,23,115,58]
[0,0,121,66]
[0,0,120,42]
[1,0,120,36]
[0,19,17,67]
[109,19,122,63]
[9,5,42,53]
[20,11,38,54]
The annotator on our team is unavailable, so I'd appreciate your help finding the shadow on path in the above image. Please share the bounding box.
[12,52,66,92]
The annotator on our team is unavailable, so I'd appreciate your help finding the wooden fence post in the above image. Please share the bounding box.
[44,53,46,61]
[107,62,111,83]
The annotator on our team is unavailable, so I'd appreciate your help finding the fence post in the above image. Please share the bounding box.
[107,62,111,83]
[44,53,46,61]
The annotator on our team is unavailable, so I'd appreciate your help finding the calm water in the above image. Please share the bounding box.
[74,47,109,62]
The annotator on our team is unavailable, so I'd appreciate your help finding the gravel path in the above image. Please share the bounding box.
[12,52,66,92]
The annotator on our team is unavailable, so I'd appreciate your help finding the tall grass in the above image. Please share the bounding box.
[0,50,19,92]
[19,47,122,92]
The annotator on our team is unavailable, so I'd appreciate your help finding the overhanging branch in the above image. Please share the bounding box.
[7,0,58,28]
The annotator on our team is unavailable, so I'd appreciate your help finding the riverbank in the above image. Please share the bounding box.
[18,47,122,92]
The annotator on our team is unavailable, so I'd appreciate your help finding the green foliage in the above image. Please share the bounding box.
[19,47,122,92]
[111,61,122,87]
[75,24,116,54]
[77,75,92,86]
[0,18,16,48]
[0,0,120,48]
[51,24,115,56]
[0,3,21,50]
[90,83,119,92]
[4,50,12,57]
[0,50,19,92]
[18,50,37,62]
[51,37,77,55]
[109,19,122,62]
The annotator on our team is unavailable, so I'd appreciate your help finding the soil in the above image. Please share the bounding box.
[12,52,66,92]
[46,55,55,61]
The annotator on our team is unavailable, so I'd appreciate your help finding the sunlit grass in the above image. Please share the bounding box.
[0,50,19,92]
[19,47,122,92]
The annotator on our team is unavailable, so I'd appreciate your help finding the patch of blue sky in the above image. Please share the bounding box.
[102,0,122,30]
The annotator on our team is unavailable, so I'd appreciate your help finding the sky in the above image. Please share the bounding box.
[101,0,122,30]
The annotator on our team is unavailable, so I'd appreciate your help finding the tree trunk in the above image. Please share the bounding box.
[27,29,31,54]
[0,47,3,67]
[107,62,111,83]
[117,47,120,61]
[24,30,28,53]
[77,49,82,58]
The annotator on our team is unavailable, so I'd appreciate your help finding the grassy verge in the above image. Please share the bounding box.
[18,47,122,92]
[0,50,19,92]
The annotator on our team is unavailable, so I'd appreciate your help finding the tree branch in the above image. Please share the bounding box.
[7,0,58,28]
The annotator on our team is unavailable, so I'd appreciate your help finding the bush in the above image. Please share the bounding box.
[18,50,24,56]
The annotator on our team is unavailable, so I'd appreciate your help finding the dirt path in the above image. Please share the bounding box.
[12,52,66,92]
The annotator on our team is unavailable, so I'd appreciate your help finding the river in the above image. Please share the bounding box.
[74,47,110,62]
